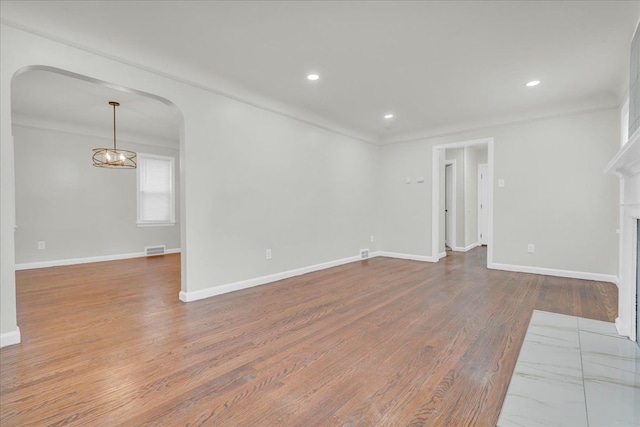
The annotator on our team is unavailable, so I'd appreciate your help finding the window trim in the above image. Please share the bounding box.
[136,152,176,226]
[621,96,630,147]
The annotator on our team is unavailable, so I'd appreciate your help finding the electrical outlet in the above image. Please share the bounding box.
[360,249,369,259]
[266,249,272,260]
[370,235,375,242]
[37,241,45,250]
[527,244,534,253]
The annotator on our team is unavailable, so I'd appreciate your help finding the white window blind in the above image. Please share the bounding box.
[137,154,175,224]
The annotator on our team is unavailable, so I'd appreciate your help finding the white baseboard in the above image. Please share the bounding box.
[488,262,619,285]
[452,242,480,252]
[372,251,437,263]
[180,254,362,302]
[15,248,181,270]
[439,251,447,259]
[0,327,21,348]
[180,250,450,302]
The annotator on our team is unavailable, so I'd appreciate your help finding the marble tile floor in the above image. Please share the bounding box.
[497,310,640,427]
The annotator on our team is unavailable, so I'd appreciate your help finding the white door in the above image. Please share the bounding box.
[478,164,488,245]
[445,163,454,248]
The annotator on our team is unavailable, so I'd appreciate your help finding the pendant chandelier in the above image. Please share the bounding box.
[92,101,137,169]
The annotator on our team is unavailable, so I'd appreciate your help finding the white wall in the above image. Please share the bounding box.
[477,147,488,164]
[13,124,180,265]
[0,24,378,339]
[439,146,487,251]
[375,141,442,258]
[379,108,620,277]
[464,146,487,247]
[444,148,465,249]
[492,111,618,273]
[440,146,487,250]
[0,23,621,344]
[195,101,379,288]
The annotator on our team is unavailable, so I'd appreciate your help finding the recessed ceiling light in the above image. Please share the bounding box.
[384,113,394,119]
[307,74,320,81]
[526,80,541,87]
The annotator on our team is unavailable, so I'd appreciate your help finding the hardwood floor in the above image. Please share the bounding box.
[0,248,617,426]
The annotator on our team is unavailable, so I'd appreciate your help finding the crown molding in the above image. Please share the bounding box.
[381,103,620,146]
[11,114,179,150]
[1,19,624,148]
[1,20,379,146]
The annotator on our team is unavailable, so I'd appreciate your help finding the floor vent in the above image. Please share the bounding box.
[360,249,369,259]
[145,245,166,256]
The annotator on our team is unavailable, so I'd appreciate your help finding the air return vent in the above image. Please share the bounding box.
[145,245,166,256]
[360,249,369,259]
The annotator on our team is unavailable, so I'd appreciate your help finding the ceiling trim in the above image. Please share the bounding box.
[382,104,620,146]
[1,19,379,146]
[12,114,179,150]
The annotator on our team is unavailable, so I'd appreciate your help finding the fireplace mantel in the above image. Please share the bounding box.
[605,129,640,341]
[606,129,640,178]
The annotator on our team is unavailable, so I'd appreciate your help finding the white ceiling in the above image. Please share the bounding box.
[2,1,639,144]
[11,70,180,147]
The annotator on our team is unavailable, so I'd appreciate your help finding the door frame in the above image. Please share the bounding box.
[477,163,488,245]
[444,160,456,251]
[3,66,186,349]
[431,137,494,266]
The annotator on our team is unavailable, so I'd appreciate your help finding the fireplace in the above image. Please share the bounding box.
[605,127,640,341]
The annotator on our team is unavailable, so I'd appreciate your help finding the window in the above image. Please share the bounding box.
[621,97,630,146]
[137,153,175,225]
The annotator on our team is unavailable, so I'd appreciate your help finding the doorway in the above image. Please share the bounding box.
[10,66,185,342]
[431,138,494,265]
[478,164,489,246]
[12,68,182,269]
[445,161,456,250]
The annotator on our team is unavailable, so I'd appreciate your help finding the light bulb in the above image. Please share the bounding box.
[120,153,125,161]
[105,151,111,161]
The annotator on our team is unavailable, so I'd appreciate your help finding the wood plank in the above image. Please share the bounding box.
[0,248,617,426]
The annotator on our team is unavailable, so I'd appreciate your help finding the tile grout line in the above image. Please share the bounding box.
[579,329,629,340]
[576,319,590,427]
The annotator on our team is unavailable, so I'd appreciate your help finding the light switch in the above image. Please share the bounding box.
[405,177,411,184]
[416,177,425,183]
[498,179,505,188]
